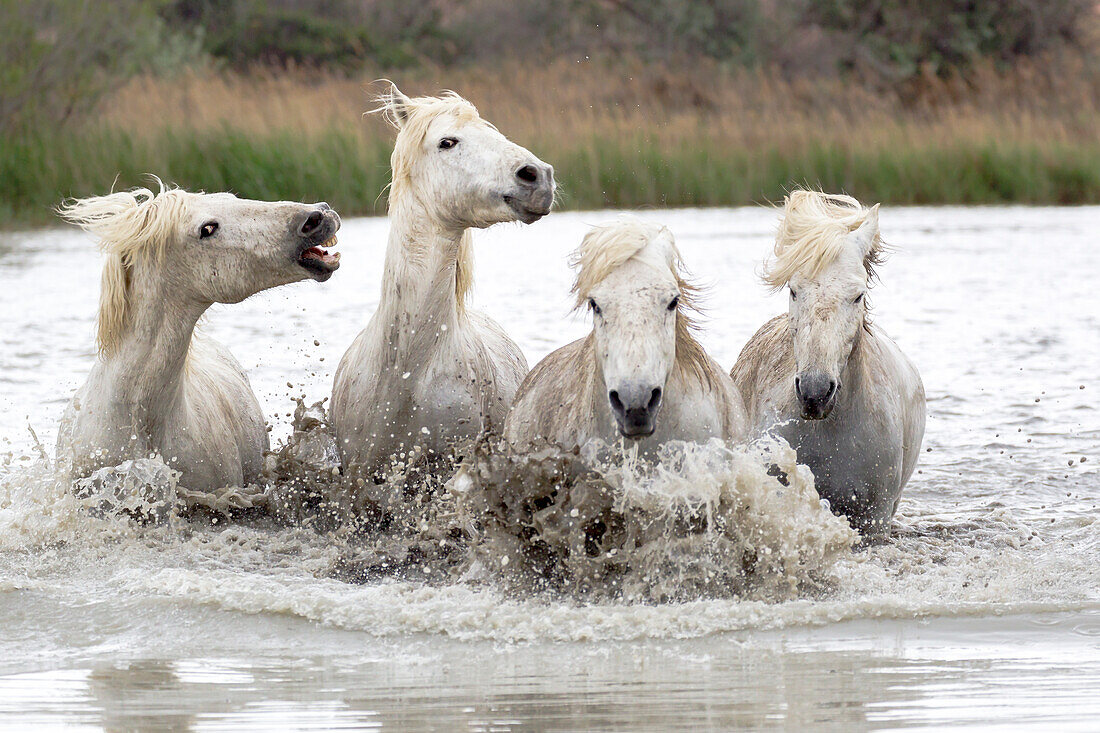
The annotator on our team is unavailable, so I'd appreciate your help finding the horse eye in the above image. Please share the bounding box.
[790,289,797,300]
[439,137,458,150]
[668,295,680,311]
[588,298,601,316]
[199,222,218,239]
[854,293,865,304]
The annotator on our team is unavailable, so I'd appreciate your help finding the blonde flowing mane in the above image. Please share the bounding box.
[570,218,710,383]
[763,190,886,291]
[373,82,484,311]
[57,180,191,355]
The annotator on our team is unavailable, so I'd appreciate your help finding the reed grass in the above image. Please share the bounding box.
[5,57,1100,227]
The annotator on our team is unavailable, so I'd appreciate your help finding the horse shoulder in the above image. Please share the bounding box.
[685,353,749,442]
[174,335,267,486]
[58,365,121,476]
[730,314,794,423]
[505,337,592,447]
[465,309,529,401]
[331,326,373,400]
[861,326,926,486]
[330,320,400,451]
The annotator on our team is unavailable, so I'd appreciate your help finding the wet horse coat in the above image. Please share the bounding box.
[506,219,747,454]
[732,191,925,534]
[331,85,555,480]
[57,185,340,491]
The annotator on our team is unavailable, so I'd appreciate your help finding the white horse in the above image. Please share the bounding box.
[731,191,925,535]
[56,183,341,492]
[331,84,555,479]
[505,219,748,453]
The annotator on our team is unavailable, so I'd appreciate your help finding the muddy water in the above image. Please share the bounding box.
[1,206,1098,730]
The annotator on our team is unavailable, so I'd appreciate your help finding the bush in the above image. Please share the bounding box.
[807,0,1095,81]
[0,0,205,134]
[161,0,451,69]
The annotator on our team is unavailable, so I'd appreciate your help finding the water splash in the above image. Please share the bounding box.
[456,434,856,601]
[2,399,1097,644]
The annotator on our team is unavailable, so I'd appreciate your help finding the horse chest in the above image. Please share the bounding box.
[159,393,258,491]
[64,349,265,492]
[775,408,903,530]
[386,372,482,447]
[342,350,487,470]
[652,395,726,445]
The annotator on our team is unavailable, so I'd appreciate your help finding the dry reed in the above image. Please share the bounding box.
[5,57,1100,227]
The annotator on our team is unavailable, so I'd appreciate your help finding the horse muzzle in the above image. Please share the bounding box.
[609,384,662,438]
[503,162,555,223]
[795,372,838,420]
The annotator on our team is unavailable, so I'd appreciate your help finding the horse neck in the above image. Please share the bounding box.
[376,192,472,337]
[672,322,712,393]
[837,322,872,410]
[579,334,619,436]
[104,266,206,416]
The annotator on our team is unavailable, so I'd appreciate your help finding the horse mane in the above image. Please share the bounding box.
[570,217,711,384]
[57,179,192,355]
[372,82,484,311]
[763,190,887,291]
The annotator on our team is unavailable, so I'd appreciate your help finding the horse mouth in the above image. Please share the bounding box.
[798,398,836,421]
[297,234,340,280]
[503,194,550,224]
[618,425,655,439]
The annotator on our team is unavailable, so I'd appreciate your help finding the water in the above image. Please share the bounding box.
[1,206,1098,730]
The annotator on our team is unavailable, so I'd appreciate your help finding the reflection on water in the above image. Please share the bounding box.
[2,206,1099,729]
[3,613,1099,731]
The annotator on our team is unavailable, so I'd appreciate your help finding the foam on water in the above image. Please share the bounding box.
[2,422,1097,643]
[1,206,1098,652]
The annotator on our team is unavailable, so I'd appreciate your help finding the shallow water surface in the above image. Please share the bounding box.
[1,206,1098,730]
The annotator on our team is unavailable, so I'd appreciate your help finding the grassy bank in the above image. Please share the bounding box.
[5,60,1100,227]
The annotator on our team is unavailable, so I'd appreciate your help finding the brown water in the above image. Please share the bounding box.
[1,206,1098,730]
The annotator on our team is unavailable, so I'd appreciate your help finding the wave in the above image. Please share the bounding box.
[1,406,1097,643]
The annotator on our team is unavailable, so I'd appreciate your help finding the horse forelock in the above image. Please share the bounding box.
[571,217,711,384]
[381,92,486,195]
[763,189,886,291]
[571,218,677,303]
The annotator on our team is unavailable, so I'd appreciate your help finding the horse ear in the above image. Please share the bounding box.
[379,82,413,129]
[849,203,880,259]
[653,225,679,269]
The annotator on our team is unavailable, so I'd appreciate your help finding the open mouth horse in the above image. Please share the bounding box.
[56,181,341,493]
[731,190,925,535]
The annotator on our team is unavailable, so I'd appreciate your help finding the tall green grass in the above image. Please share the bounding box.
[4,126,1100,228]
[0,127,394,226]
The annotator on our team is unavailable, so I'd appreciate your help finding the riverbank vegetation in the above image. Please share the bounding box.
[3,1,1099,226]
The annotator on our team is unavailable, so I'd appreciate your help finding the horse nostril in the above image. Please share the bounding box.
[609,390,623,414]
[796,373,836,405]
[300,210,325,236]
[648,387,662,411]
[516,165,539,184]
